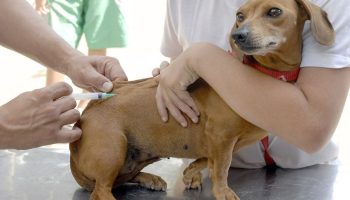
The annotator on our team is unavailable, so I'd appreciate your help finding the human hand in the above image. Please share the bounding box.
[155,55,200,127]
[0,82,81,150]
[152,61,170,77]
[34,0,49,15]
[63,55,128,92]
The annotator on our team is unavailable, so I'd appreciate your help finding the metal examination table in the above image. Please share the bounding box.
[0,147,349,200]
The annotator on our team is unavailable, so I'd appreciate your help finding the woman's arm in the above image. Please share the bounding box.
[156,43,350,153]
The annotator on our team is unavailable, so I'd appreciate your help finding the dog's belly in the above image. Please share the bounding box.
[124,121,209,159]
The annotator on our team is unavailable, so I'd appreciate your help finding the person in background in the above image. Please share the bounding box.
[35,0,128,107]
[0,0,127,150]
[154,0,350,169]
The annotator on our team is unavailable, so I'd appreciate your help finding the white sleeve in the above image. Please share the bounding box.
[301,0,350,68]
[160,1,183,59]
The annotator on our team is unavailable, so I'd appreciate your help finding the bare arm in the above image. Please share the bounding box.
[156,43,350,153]
[0,0,76,75]
[0,0,127,92]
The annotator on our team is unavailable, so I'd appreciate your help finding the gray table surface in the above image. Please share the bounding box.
[0,147,348,200]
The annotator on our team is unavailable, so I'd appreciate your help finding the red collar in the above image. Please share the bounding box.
[243,56,300,82]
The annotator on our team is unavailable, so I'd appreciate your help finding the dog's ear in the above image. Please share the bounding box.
[296,0,335,46]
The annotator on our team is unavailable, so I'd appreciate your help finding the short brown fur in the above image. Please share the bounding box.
[70,0,334,199]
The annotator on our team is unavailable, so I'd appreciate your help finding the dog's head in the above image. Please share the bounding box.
[230,0,335,56]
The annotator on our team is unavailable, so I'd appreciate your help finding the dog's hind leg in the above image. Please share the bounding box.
[208,135,240,200]
[129,172,167,191]
[85,131,128,200]
[182,157,208,190]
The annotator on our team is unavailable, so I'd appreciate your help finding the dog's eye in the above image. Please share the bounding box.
[267,7,282,17]
[236,12,245,22]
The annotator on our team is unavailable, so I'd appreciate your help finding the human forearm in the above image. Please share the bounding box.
[186,43,350,153]
[0,0,129,92]
[0,0,79,74]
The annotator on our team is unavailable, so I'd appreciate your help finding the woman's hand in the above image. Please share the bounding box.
[0,82,81,150]
[155,55,200,127]
[152,60,170,77]
[63,55,128,92]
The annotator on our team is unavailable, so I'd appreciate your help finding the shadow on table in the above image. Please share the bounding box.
[72,163,338,200]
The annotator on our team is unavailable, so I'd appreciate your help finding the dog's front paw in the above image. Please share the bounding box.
[214,187,240,200]
[183,171,202,190]
[132,172,167,191]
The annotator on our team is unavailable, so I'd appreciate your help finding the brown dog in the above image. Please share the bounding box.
[69,0,334,199]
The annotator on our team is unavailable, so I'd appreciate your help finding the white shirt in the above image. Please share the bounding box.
[161,0,350,168]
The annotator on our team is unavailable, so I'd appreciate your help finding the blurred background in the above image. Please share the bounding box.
[0,0,349,166]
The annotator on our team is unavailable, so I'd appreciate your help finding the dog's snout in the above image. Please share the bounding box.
[232,26,249,44]
[232,31,248,43]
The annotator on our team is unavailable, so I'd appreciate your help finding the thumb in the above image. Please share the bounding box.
[89,72,114,92]
[152,60,170,77]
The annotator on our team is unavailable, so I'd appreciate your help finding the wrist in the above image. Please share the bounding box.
[58,50,84,76]
[186,43,215,77]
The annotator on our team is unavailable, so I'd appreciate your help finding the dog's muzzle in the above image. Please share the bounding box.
[232,26,250,45]
[231,25,262,53]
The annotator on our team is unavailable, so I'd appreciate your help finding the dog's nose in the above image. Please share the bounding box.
[232,27,249,44]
